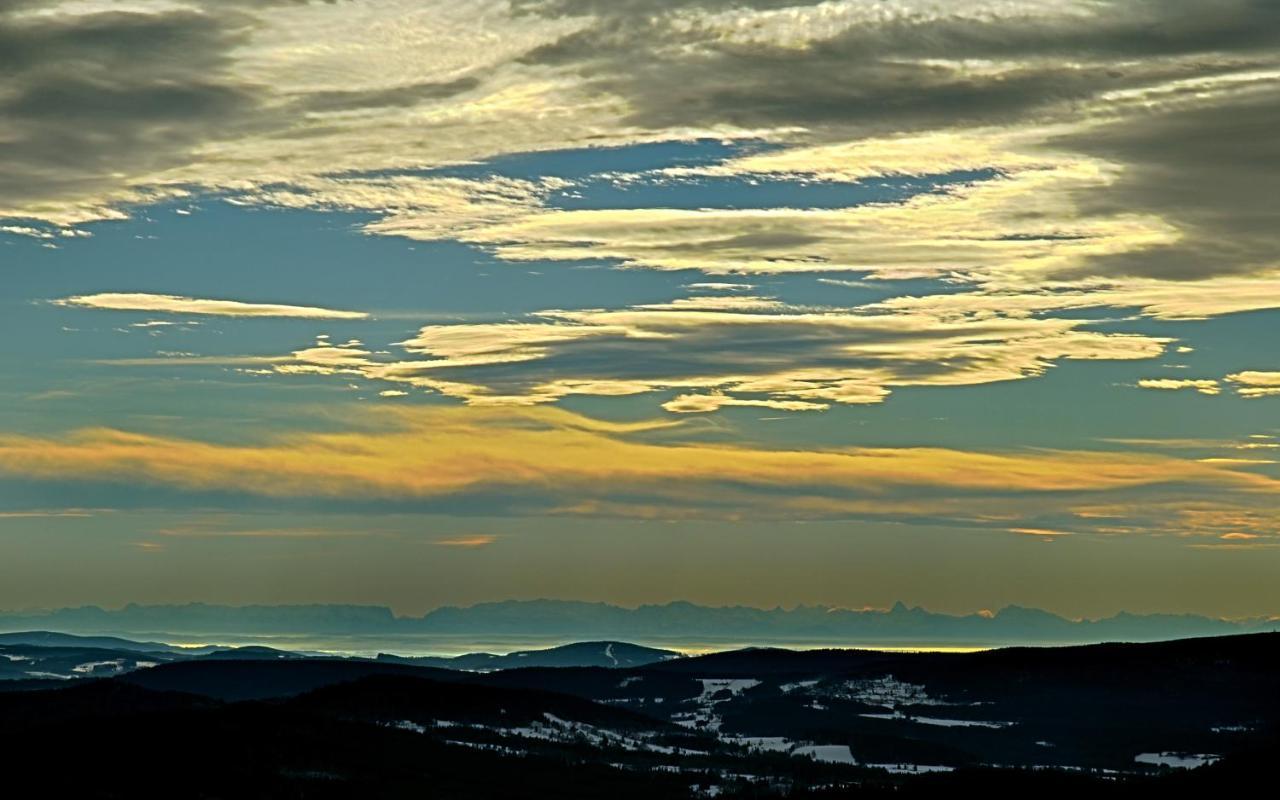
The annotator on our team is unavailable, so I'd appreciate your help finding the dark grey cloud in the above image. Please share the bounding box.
[3,0,1278,287]
[512,0,815,18]
[515,0,1280,282]
[0,4,274,217]
[521,0,1280,131]
[519,0,1280,58]
[297,77,481,113]
[1057,85,1280,280]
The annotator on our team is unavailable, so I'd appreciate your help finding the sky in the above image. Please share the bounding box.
[1,0,1279,620]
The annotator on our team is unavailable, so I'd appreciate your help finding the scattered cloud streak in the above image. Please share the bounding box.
[434,534,498,548]
[54,293,368,320]
[1138,379,1221,396]
[0,509,95,519]
[1227,371,1280,399]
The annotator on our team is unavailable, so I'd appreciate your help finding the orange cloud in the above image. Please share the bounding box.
[0,509,96,518]
[1008,527,1074,538]
[0,407,1275,527]
[433,534,498,548]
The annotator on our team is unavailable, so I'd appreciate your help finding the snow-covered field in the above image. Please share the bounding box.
[722,736,795,753]
[866,763,955,774]
[71,659,125,675]
[860,711,1013,728]
[1134,752,1221,769]
[697,678,760,701]
[391,711,706,758]
[793,745,857,765]
[674,678,763,732]
[834,676,942,708]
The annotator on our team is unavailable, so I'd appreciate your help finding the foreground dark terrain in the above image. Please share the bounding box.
[1,632,1277,798]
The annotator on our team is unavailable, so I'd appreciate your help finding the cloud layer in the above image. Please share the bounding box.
[365,296,1164,410]
[0,406,1275,537]
[12,1,1280,424]
[5,0,1278,286]
[7,1,1280,551]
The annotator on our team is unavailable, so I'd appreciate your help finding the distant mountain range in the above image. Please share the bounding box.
[1,599,1277,646]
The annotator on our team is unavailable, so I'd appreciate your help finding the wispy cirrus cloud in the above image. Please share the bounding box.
[54,293,368,320]
[0,509,96,519]
[1137,378,1222,396]
[154,525,376,540]
[434,534,498,548]
[1131,372,1280,400]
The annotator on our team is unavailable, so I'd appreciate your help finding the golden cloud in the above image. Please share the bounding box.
[233,301,1169,411]
[433,534,498,548]
[0,407,1274,525]
[1226,371,1280,399]
[55,293,368,320]
[1137,378,1221,396]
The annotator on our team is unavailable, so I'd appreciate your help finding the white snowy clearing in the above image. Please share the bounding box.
[793,745,857,765]
[1134,752,1221,769]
